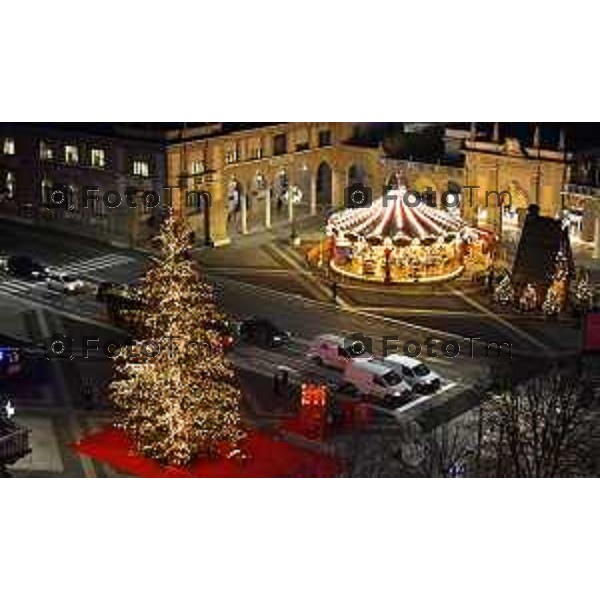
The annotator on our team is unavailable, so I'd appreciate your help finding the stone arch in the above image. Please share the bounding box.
[502,179,530,236]
[271,168,289,224]
[226,177,244,236]
[348,163,368,187]
[316,161,333,208]
[443,180,462,215]
[386,172,400,190]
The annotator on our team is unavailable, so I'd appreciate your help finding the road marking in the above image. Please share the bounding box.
[266,243,352,308]
[395,382,458,414]
[0,282,123,335]
[59,253,136,274]
[358,306,485,317]
[447,286,551,355]
[34,308,97,478]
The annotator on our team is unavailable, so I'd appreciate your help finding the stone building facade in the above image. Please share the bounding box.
[0,124,166,248]
[166,122,577,248]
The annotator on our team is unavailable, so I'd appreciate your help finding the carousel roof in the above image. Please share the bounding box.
[327,187,469,244]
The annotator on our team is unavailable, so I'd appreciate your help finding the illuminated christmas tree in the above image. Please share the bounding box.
[574,269,593,312]
[109,212,244,466]
[542,284,561,316]
[493,275,514,305]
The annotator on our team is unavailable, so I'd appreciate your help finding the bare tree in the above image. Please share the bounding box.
[477,369,599,477]
[334,416,476,478]
[333,369,600,478]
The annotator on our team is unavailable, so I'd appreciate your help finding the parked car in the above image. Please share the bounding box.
[96,281,124,302]
[0,345,23,377]
[306,334,356,370]
[46,270,86,294]
[238,317,290,348]
[381,354,442,394]
[7,255,48,280]
[343,359,412,405]
[207,318,238,352]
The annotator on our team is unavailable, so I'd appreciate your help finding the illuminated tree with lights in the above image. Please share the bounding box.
[574,269,593,312]
[109,212,244,466]
[493,275,514,306]
[542,284,561,316]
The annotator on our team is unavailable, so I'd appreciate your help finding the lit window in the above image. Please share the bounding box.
[40,141,53,160]
[6,172,15,198]
[65,145,79,165]
[42,179,53,207]
[133,160,150,177]
[225,149,238,164]
[3,138,15,155]
[91,149,105,168]
[191,160,205,175]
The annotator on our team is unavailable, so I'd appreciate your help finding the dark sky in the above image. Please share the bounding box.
[13,122,600,151]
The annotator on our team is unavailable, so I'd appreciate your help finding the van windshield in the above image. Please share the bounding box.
[382,370,402,386]
[414,364,430,377]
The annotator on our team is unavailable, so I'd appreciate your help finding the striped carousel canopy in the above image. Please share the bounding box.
[327,186,470,246]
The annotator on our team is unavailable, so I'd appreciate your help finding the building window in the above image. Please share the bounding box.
[249,146,263,160]
[6,172,15,198]
[41,179,53,207]
[295,141,309,152]
[133,160,150,177]
[225,149,238,164]
[3,138,15,155]
[273,134,287,156]
[318,130,332,147]
[65,145,79,165]
[91,148,105,168]
[40,141,53,160]
[191,160,205,175]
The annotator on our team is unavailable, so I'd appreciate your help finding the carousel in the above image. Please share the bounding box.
[326,185,491,284]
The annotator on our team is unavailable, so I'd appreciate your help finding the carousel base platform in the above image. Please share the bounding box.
[329,261,465,285]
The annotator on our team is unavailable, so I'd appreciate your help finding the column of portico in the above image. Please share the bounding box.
[265,187,272,229]
[332,168,346,209]
[593,217,600,260]
[241,188,248,234]
[310,172,317,216]
[288,186,294,223]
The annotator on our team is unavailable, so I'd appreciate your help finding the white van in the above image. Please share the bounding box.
[306,334,354,370]
[343,359,412,404]
[381,354,442,394]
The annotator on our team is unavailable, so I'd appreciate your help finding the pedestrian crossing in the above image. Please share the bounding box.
[57,253,137,277]
[0,251,142,321]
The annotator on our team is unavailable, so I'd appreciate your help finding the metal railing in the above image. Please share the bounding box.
[0,425,31,466]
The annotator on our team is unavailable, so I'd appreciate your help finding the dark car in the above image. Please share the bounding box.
[96,281,125,302]
[7,255,48,280]
[238,317,290,348]
[206,319,238,352]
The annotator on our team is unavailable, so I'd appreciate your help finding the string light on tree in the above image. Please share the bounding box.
[493,275,514,305]
[574,269,593,311]
[109,211,245,466]
[519,283,538,312]
[542,285,561,316]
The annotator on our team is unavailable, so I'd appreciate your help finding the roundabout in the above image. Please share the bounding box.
[325,185,493,284]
